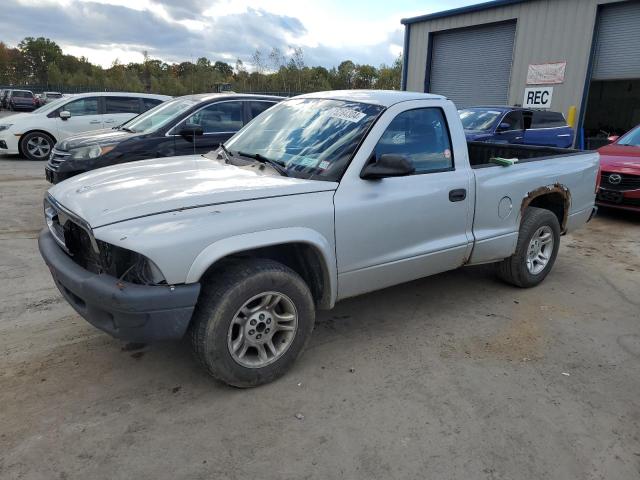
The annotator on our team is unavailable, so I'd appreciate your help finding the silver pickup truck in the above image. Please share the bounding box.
[39,90,599,387]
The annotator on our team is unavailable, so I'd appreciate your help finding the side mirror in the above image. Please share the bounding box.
[607,135,620,143]
[179,122,204,138]
[59,110,71,120]
[361,154,415,180]
[496,122,511,132]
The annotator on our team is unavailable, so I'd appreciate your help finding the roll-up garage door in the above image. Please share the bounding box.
[592,1,640,80]
[429,21,516,107]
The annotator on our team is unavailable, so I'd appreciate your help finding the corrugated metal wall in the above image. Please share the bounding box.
[429,22,517,107]
[592,1,640,80]
[404,0,625,120]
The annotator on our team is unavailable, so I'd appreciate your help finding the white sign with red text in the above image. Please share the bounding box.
[526,62,566,85]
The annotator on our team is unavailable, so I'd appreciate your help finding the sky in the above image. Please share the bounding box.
[1,0,480,69]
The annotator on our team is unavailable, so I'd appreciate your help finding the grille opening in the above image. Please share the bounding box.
[600,172,640,191]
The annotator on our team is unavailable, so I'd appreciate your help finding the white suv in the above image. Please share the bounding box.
[0,92,170,160]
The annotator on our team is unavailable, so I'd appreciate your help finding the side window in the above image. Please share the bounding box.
[63,97,99,116]
[183,101,243,133]
[105,97,141,114]
[142,98,162,112]
[249,101,276,120]
[532,111,567,128]
[374,108,453,174]
[501,111,523,130]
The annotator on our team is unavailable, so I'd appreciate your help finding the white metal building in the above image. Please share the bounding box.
[401,0,640,147]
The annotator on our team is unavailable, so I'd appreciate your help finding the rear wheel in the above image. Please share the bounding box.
[190,259,316,387]
[20,131,54,161]
[496,207,561,287]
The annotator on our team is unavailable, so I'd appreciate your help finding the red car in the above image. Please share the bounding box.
[596,124,640,213]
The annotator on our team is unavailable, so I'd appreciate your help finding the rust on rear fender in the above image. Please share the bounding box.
[520,183,571,232]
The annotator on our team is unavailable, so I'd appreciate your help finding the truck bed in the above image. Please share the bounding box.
[468,143,599,265]
[467,141,582,168]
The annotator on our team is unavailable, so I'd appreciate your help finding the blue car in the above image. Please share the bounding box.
[459,107,575,148]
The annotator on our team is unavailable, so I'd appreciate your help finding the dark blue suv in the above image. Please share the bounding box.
[459,107,574,148]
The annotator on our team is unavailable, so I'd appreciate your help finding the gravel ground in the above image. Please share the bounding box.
[0,127,639,480]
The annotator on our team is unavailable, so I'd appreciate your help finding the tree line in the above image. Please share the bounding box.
[0,37,402,95]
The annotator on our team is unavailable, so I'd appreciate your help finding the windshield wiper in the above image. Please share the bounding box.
[220,143,233,161]
[237,151,289,177]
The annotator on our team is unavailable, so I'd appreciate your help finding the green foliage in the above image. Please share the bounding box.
[0,37,403,94]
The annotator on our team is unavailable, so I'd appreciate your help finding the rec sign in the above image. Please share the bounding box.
[523,87,553,109]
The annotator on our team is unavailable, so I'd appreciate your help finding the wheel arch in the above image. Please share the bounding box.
[520,183,570,233]
[186,228,337,309]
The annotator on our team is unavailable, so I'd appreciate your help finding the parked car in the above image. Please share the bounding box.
[40,91,64,105]
[0,92,170,160]
[0,89,10,110]
[460,107,574,148]
[39,90,598,387]
[45,93,282,183]
[7,89,37,111]
[0,89,6,109]
[596,124,640,212]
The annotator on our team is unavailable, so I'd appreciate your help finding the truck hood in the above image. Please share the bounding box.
[57,128,139,150]
[597,143,640,175]
[48,155,338,228]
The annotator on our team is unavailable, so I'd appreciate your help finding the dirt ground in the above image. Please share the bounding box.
[1,138,639,479]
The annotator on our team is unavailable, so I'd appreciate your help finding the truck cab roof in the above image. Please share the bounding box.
[296,90,446,107]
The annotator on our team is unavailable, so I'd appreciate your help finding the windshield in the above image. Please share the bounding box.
[120,97,197,133]
[459,109,503,132]
[223,98,383,181]
[617,125,640,147]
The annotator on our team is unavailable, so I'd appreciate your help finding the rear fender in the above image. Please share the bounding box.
[520,183,571,232]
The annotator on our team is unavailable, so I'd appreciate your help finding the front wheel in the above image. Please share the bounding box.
[20,131,55,161]
[190,259,316,387]
[496,207,561,288]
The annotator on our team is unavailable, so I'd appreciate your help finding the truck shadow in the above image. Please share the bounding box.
[136,263,504,389]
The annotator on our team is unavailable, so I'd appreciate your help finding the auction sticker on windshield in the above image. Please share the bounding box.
[325,107,366,123]
[290,156,319,168]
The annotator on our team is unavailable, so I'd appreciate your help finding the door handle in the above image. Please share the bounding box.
[449,189,467,202]
[104,119,116,123]
[89,120,101,124]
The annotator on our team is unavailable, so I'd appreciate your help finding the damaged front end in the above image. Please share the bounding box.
[96,241,166,285]
[40,194,200,342]
[44,194,166,286]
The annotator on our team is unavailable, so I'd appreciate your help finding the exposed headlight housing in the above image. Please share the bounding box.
[97,240,166,285]
[69,144,116,160]
[0,124,13,132]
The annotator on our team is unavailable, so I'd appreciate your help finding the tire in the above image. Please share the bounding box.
[496,207,561,288]
[20,131,55,161]
[190,258,316,387]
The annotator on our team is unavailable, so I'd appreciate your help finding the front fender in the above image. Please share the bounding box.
[185,227,338,309]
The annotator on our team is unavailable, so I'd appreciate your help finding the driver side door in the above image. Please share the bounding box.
[172,100,245,155]
[493,110,524,144]
[54,96,103,139]
[334,104,473,300]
